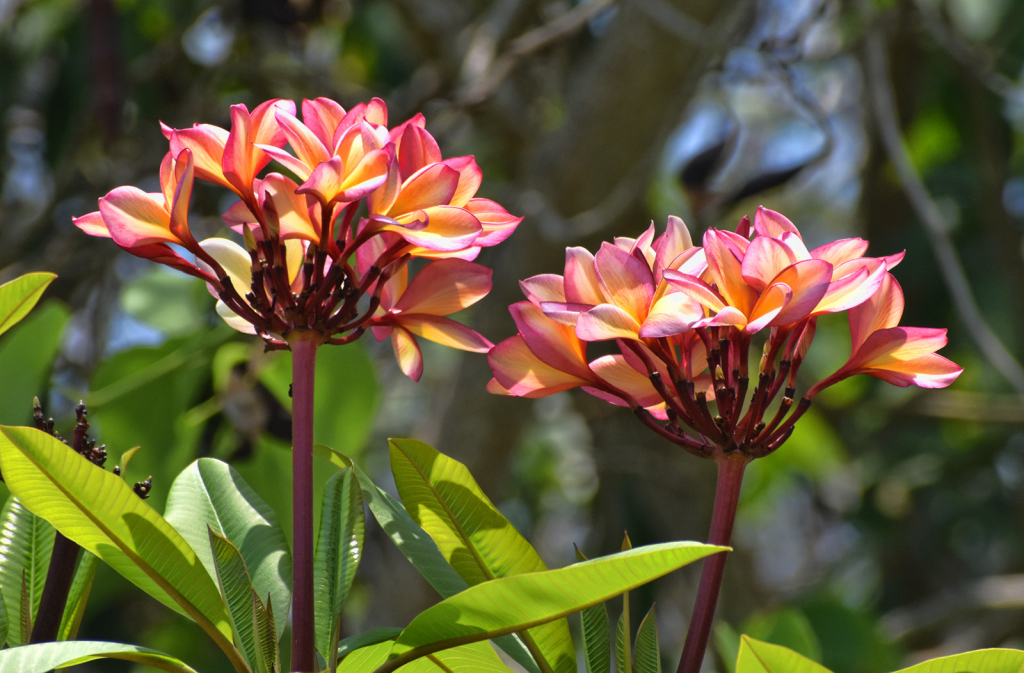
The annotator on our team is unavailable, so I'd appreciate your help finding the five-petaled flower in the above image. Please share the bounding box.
[75,97,521,378]
[489,206,962,459]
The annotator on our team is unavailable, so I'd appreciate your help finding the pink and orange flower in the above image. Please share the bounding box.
[489,207,962,458]
[74,97,520,378]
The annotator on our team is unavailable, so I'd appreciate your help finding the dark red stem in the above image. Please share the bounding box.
[29,532,81,643]
[290,334,319,672]
[676,455,748,673]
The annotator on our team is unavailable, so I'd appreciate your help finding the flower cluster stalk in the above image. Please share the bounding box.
[289,334,320,672]
[676,455,747,673]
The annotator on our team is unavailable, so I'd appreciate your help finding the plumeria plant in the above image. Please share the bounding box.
[488,207,962,673]
[0,99,1008,673]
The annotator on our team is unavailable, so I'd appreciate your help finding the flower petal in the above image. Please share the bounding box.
[397,123,442,180]
[510,301,592,379]
[564,246,605,305]
[302,97,346,149]
[100,187,174,248]
[276,109,331,172]
[392,327,424,381]
[638,292,703,338]
[389,163,460,215]
[442,156,483,208]
[594,241,655,322]
[653,215,692,282]
[520,274,566,305]
[394,259,492,315]
[216,300,257,334]
[198,237,254,300]
[741,236,797,292]
[575,303,643,341]
[589,354,662,407]
[167,123,230,188]
[814,259,885,314]
[399,314,492,352]
[391,205,481,252]
[489,335,590,398]
[810,238,869,266]
[849,272,904,351]
[753,206,800,239]
[767,258,833,326]
[255,144,314,181]
[73,211,111,238]
[746,283,791,334]
[463,198,522,247]
[662,271,726,313]
[703,229,757,316]
[261,173,319,242]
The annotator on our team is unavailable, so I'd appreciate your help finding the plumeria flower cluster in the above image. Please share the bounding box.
[488,207,962,459]
[75,98,521,378]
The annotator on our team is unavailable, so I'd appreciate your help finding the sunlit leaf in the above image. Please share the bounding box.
[354,464,538,673]
[381,541,726,673]
[0,273,56,339]
[0,496,54,645]
[894,649,1024,672]
[742,608,821,664]
[165,458,291,639]
[337,628,404,659]
[389,437,575,673]
[337,639,513,673]
[735,636,831,673]
[315,468,364,669]
[0,584,6,646]
[0,640,200,673]
[0,426,244,670]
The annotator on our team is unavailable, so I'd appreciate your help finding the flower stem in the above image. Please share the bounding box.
[290,333,319,672]
[676,454,748,673]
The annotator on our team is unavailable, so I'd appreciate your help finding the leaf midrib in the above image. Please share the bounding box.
[3,431,237,662]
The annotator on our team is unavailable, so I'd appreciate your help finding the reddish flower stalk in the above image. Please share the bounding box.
[74,97,521,670]
[488,207,962,673]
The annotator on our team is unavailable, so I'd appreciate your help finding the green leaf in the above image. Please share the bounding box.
[381,541,726,673]
[209,528,260,670]
[338,628,404,659]
[632,606,660,673]
[616,610,629,673]
[574,547,610,673]
[714,622,741,673]
[338,640,513,673]
[0,640,200,672]
[315,468,365,668]
[0,301,69,428]
[20,571,31,645]
[893,649,1024,672]
[165,457,292,639]
[0,496,54,645]
[388,438,574,673]
[251,591,279,673]
[742,608,821,663]
[0,426,245,671]
[355,465,539,673]
[0,584,7,646]
[56,550,98,642]
[0,272,56,339]
[735,637,831,673]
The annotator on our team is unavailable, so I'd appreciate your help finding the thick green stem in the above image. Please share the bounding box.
[676,454,748,673]
[290,334,319,672]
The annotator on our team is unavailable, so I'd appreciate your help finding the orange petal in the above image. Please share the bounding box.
[73,211,111,238]
[261,173,319,242]
[564,247,606,305]
[488,335,590,398]
[741,236,798,292]
[849,272,904,351]
[388,163,459,215]
[575,304,642,341]
[746,283,792,334]
[388,205,481,252]
[336,149,390,202]
[589,354,662,407]
[100,187,174,248]
[222,104,256,195]
[392,327,424,381]
[766,259,832,326]
[703,229,757,316]
[397,123,441,180]
[168,124,229,188]
[399,314,492,352]
[276,109,331,171]
[442,156,483,208]
[302,98,346,149]
[638,292,703,338]
[753,206,800,239]
[594,242,655,323]
[511,300,591,379]
[394,259,492,315]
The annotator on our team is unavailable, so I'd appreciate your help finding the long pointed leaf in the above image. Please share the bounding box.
[575,547,610,673]
[388,438,573,673]
[165,458,291,639]
[735,637,831,673]
[0,426,243,670]
[338,628,405,659]
[355,464,538,673]
[616,611,629,673]
[0,584,6,646]
[210,528,260,670]
[56,550,98,641]
[251,591,279,673]
[0,640,200,672]
[0,496,54,645]
[0,273,56,338]
[632,606,660,673]
[315,468,365,668]
[894,649,1024,672]
[380,541,726,673]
